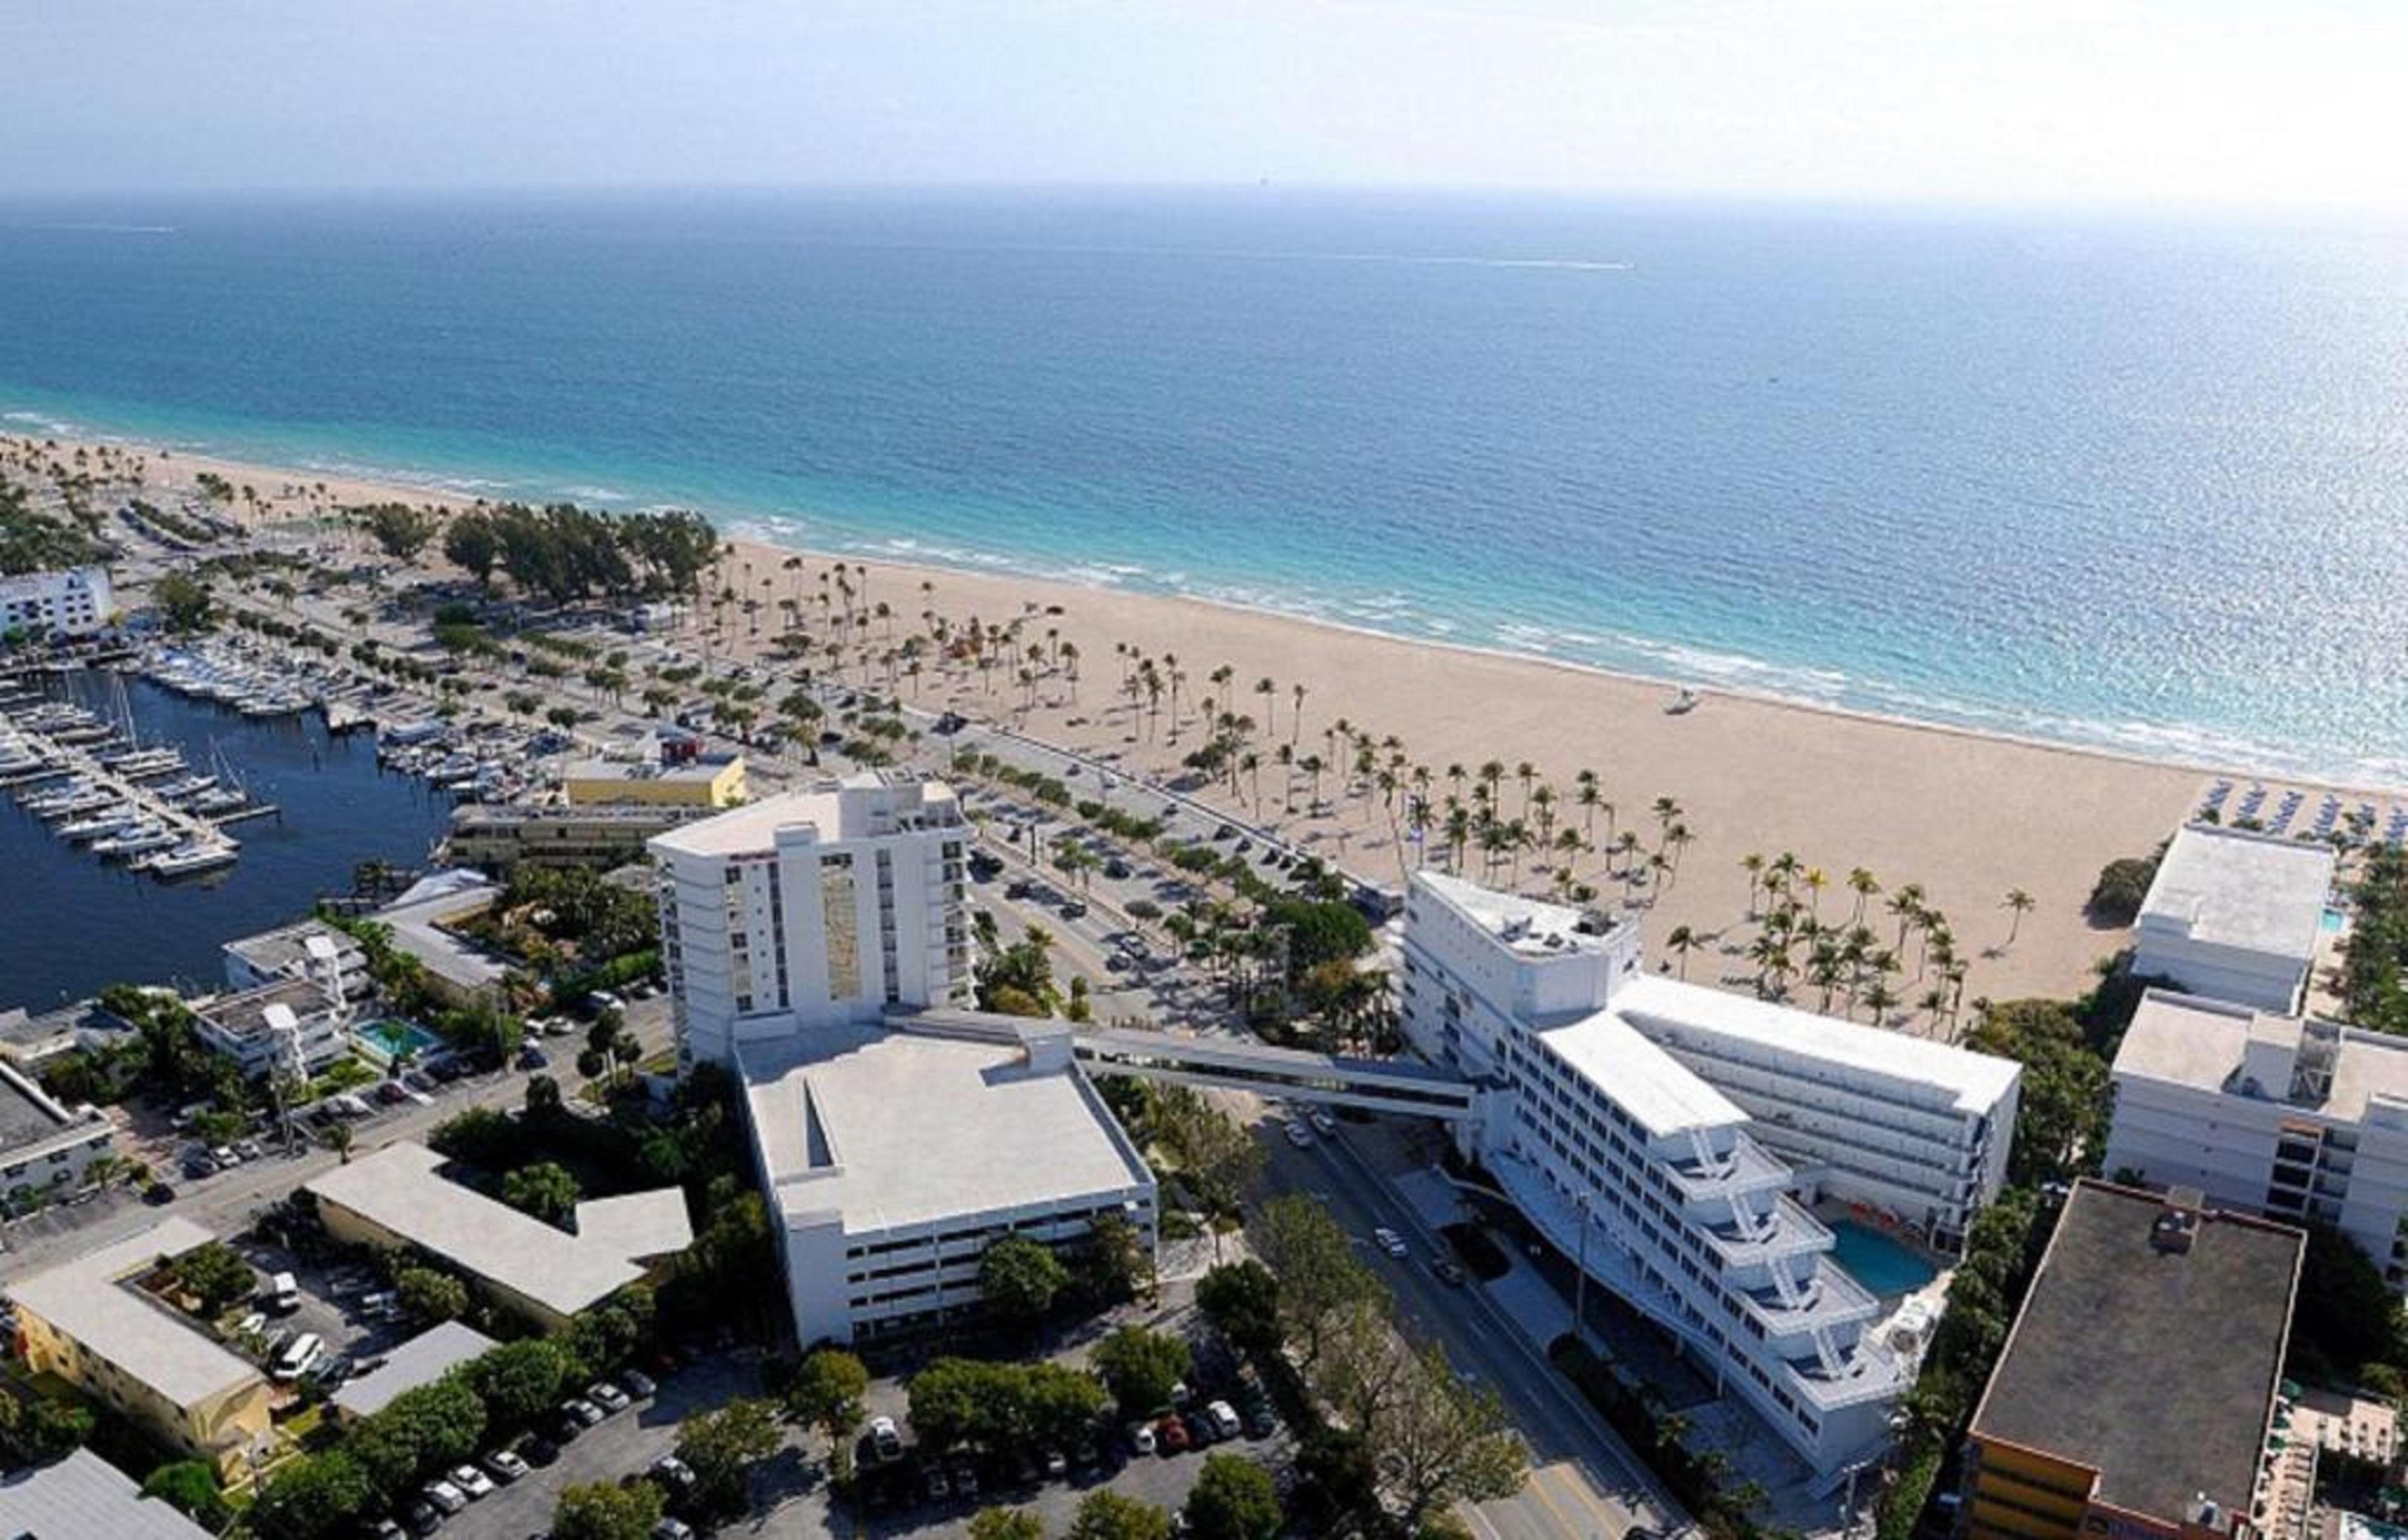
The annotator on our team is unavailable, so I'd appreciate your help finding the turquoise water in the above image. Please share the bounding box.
[1828,1219,1938,1297]
[2325,908,2349,934]
[356,1019,442,1059]
[4,190,2406,784]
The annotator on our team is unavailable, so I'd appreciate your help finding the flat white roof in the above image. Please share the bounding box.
[2140,823,2335,960]
[1536,1010,1747,1138]
[1611,974,2024,1117]
[1415,870,1624,957]
[3,1218,263,1410]
[742,1025,1153,1235]
[330,1320,496,1420]
[652,772,961,859]
[305,1143,691,1318]
[2116,989,2408,1123]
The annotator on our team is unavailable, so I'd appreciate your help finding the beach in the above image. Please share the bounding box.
[9,430,2260,1007]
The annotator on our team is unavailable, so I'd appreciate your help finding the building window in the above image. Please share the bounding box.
[822,855,860,1000]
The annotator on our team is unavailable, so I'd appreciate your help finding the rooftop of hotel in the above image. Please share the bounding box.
[1611,974,2024,1116]
[1414,870,1623,956]
[1971,1181,2302,1525]
[305,1143,692,1318]
[1537,1010,1748,1139]
[741,1019,1153,1235]
[651,771,963,858]
[2,1218,263,1411]
[2115,989,2408,1120]
[564,755,734,783]
[330,1320,497,1420]
[2139,822,2335,959]
[192,976,339,1040]
[0,1447,211,1540]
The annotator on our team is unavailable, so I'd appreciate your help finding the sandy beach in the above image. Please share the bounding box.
[8,431,2266,1008]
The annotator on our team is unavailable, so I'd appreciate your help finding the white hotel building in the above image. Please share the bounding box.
[652,775,1156,1347]
[0,565,113,639]
[2129,822,2335,1015]
[2104,988,2408,1288]
[651,772,975,1069]
[1399,871,2020,1480]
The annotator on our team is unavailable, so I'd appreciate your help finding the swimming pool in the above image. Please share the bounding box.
[1829,1219,1938,1296]
[355,1019,442,1061]
[2323,908,2349,935]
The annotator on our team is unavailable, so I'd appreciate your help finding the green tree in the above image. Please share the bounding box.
[151,570,215,633]
[909,1358,1029,1454]
[787,1348,871,1456]
[468,1338,574,1427]
[1025,1361,1111,1451]
[1091,1326,1192,1415]
[247,1451,375,1540]
[140,1460,229,1528]
[443,510,502,587]
[396,1266,469,1323]
[1185,1452,1283,1540]
[1254,1193,1380,1371]
[1373,1345,1529,1531]
[1066,1490,1175,1540]
[980,1234,1071,1323]
[2288,1223,2407,1382]
[1196,1260,1283,1357]
[1966,1001,2109,1188]
[970,1509,1051,1540]
[347,1377,486,1501]
[363,503,439,561]
[552,1479,664,1540]
[500,1160,581,1226]
[678,1395,784,1514]
[173,1239,257,1315]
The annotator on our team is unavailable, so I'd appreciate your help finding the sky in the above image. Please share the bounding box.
[2,0,2405,211]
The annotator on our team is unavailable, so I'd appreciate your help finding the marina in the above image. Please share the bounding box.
[0,669,457,1008]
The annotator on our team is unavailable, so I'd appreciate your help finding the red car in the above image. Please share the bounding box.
[1155,1414,1191,1453]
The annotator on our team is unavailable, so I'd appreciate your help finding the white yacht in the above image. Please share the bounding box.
[139,840,239,877]
[93,822,178,858]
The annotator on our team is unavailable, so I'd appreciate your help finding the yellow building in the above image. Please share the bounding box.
[1961,1182,2305,1540]
[5,1219,273,1481]
[563,753,747,809]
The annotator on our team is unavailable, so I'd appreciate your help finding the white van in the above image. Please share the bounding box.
[273,1332,323,1381]
[268,1272,300,1314]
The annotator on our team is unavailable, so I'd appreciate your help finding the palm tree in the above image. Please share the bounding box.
[1514,761,1537,817]
[1847,867,1881,924]
[1255,677,1277,736]
[1290,682,1307,744]
[1740,852,1766,918]
[1574,768,1601,838]
[1802,867,1828,921]
[1666,925,1698,979]
[1888,883,1927,952]
[1864,980,1899,1029]
[2003,888,2035,945]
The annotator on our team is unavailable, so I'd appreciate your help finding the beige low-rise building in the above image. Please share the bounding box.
[564,753,746,809]
[4,1219,273,1479]
[305,1141,692,1332]
[448,801,697,872]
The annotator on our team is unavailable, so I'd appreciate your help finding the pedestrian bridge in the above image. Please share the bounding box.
[895,1009,1480,1122]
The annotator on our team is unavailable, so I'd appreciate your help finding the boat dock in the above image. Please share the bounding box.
[3,711,243,873]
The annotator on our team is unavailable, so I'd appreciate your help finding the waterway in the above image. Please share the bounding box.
[0,672,456,1010]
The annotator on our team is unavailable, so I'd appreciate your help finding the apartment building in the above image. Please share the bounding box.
[221,919,370,999]
[0,1057,116,1198]
[741,1015,1157,1345]
[1398,870,2020,1480]
[189,976,350,1079]
[0,1448,212,1539]
[5,1220,273,1479]
[2104,988,2408,1287]
[0,565,113,638]
[447,801,694,872]
[1961,1181,2303,1540]
[306,1141,693,1332]
[650,772,971,1067]
[2131,823,2335,1014]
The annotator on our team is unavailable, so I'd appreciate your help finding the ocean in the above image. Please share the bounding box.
[2,189,2404,785]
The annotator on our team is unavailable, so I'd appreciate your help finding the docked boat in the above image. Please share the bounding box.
[138,839,239,876]
[155,774,219,801]
[37,788,119,820]
[57,805,141,841]
[108,748,189,779]
[189,785,250,815]
[93,822,178,858]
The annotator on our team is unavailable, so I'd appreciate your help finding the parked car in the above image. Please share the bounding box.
[1308,1109,1338,1136]
[521,1435,561,1467]
[587,1381,632,1414]
[1127,1421,1158,1457]
[143,1181,175,1205]
[272,1332,325,1382]
[1372,1227,1407,1258]
[1284,1121,1315,1149]
[448,1465,494,1499]
[420,1479,467,1515]
[483,1449,530,1483]
[402,1500,440,1536]
[620,1368,658,1399]
[925,1465,951,1501]
[563,1397,605,1427]
[653,1521,695,1540]
[1155,1414,1190,1453]
[1430,1256,1468,1286]
[1206,1401,1242,1439]
[649,1454,697,1492]
[515,1044,549,1070]
[868,1415,904,1463]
